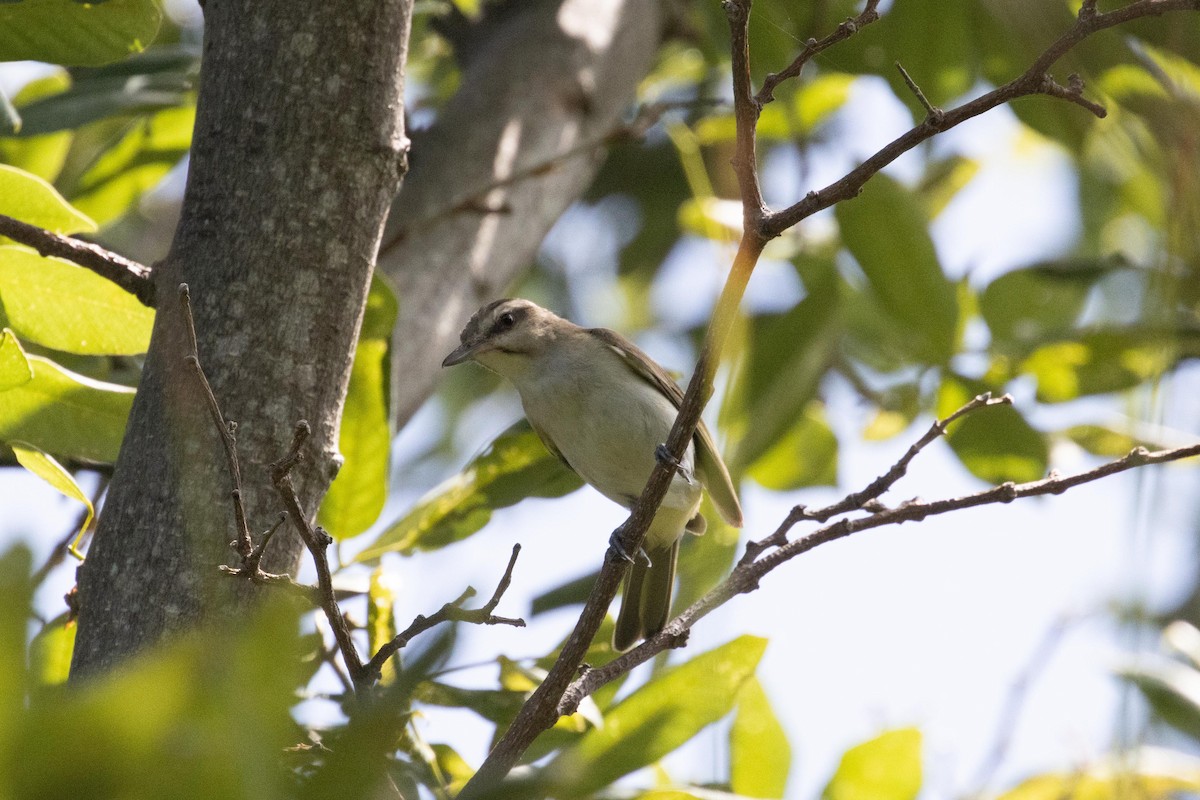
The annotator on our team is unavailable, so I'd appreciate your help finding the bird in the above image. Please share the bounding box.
[442,298,742,650]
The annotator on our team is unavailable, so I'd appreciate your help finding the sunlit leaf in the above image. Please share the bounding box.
[546,636,767,797]
[6,601,303,800]
[731,677,791,798]
[367,568,398,686]
[0,328,32,390]
[0,546,33,753]
[10,440,93,557]
[0,355,134,463]
[0,0,163,67]
[29,612,76,687]
[722,256,841,474]
[937,376,1047,484]
[319,276,397,539]
[0,72,73,182]
[823,728,922,800]
[0,163,95,235]
[1022,330,1173,403]
[747,402,838,491]
[431,744,475,795]
[353,420,583,563]
[69,104,195,226]
[835,174,958,363]
[0,247,154,354]
[1063,424,1163,458]
[919,156,980,218]
[997,764,1200,800]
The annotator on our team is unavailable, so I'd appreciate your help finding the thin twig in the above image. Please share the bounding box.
[270,421,367,687]
[361,544,525,682]
[742,393,1011,563]
[755,0,883,105]
[0,213,155,307]
[558,441,1200,715]
[179,284,254,559]
[895,61,945,124]
[31,475,109,587]
[766,0,1200,235]
[457,0,1200,793]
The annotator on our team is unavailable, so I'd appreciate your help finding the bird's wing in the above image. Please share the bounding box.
[528,418,576,475]
[588,327,744,527]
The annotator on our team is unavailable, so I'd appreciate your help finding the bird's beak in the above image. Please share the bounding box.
[442,341,481,367]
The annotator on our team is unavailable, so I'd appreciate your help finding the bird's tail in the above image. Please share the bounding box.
[613,539,679,651]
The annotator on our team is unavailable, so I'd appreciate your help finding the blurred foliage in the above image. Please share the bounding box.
[2,0,1200,796]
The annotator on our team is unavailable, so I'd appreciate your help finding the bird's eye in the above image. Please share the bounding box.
[497,312,516,331]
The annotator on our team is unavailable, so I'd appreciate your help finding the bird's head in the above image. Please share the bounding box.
[441,298,567,376]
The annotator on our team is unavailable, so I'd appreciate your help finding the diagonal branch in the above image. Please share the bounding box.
[361,544,525,682]
[0,213,155,307]
[766,0,1200,235]
[558,405,1200,714]
[755,0,882,105]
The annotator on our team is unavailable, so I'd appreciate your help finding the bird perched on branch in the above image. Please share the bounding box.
[442,299,743,650]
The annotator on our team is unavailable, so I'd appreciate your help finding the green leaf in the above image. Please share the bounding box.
[1118,660,1200,743]
[937,376,1047,484]
[367,568,398,686]
[0,546,33,752]
[1022,330,1172,403]
[730,677,791,798]
[919,156,980,218]
[1062,424,1161,458]
[29,612,76,687]
[6,601,303,800]
[69,104,195,226]
[13,45,197,136]
[0,328,32,390]
[747,402,838,491]
[997,766,1200,800]
[0,86,18,136]
[722,256,841,474]
[979,261,1113,354]
[0,163,95,234]
[0,0,163,67]
[0,354,135,463]
[353,420,583,563]
[0,246,154,354]
[319,276,396,539]
[674,492,740,612]
[822,728,922,800]
[0,72,74,182]
[546,635,767,797]
[835,174,958,363]
[10,440,93,556]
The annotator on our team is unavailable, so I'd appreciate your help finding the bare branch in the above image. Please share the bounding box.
[559,439,1200,715]
[743,393,1011,562]
[179,284,254,559]
[766,0,1200,236]
[0,213,155,307]
[269,421,367,687]
[755,0,882,105]
[361,544,525,682]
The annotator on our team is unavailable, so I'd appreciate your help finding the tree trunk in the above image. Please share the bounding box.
[71,0,413,678]
[379,0,664,428]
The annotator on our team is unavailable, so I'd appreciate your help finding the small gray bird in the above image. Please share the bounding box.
[442,299,743,650]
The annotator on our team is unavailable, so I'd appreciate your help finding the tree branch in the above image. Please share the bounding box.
[458,0,1200,792]
[0,213,155,307]
[765,0,1200,235]
[755,0,882,105]
[558,402,1200,713]
[361,544,525,682]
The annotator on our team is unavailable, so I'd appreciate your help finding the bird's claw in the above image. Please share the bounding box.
[608,531,652,567]
[655,443,696,485]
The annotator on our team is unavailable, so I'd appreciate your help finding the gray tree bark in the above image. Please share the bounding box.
[71,0,413,677]
[379,0,664,428]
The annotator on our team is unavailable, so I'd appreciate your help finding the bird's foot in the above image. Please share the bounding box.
[607,530,653,567]
[655,443,695,485]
